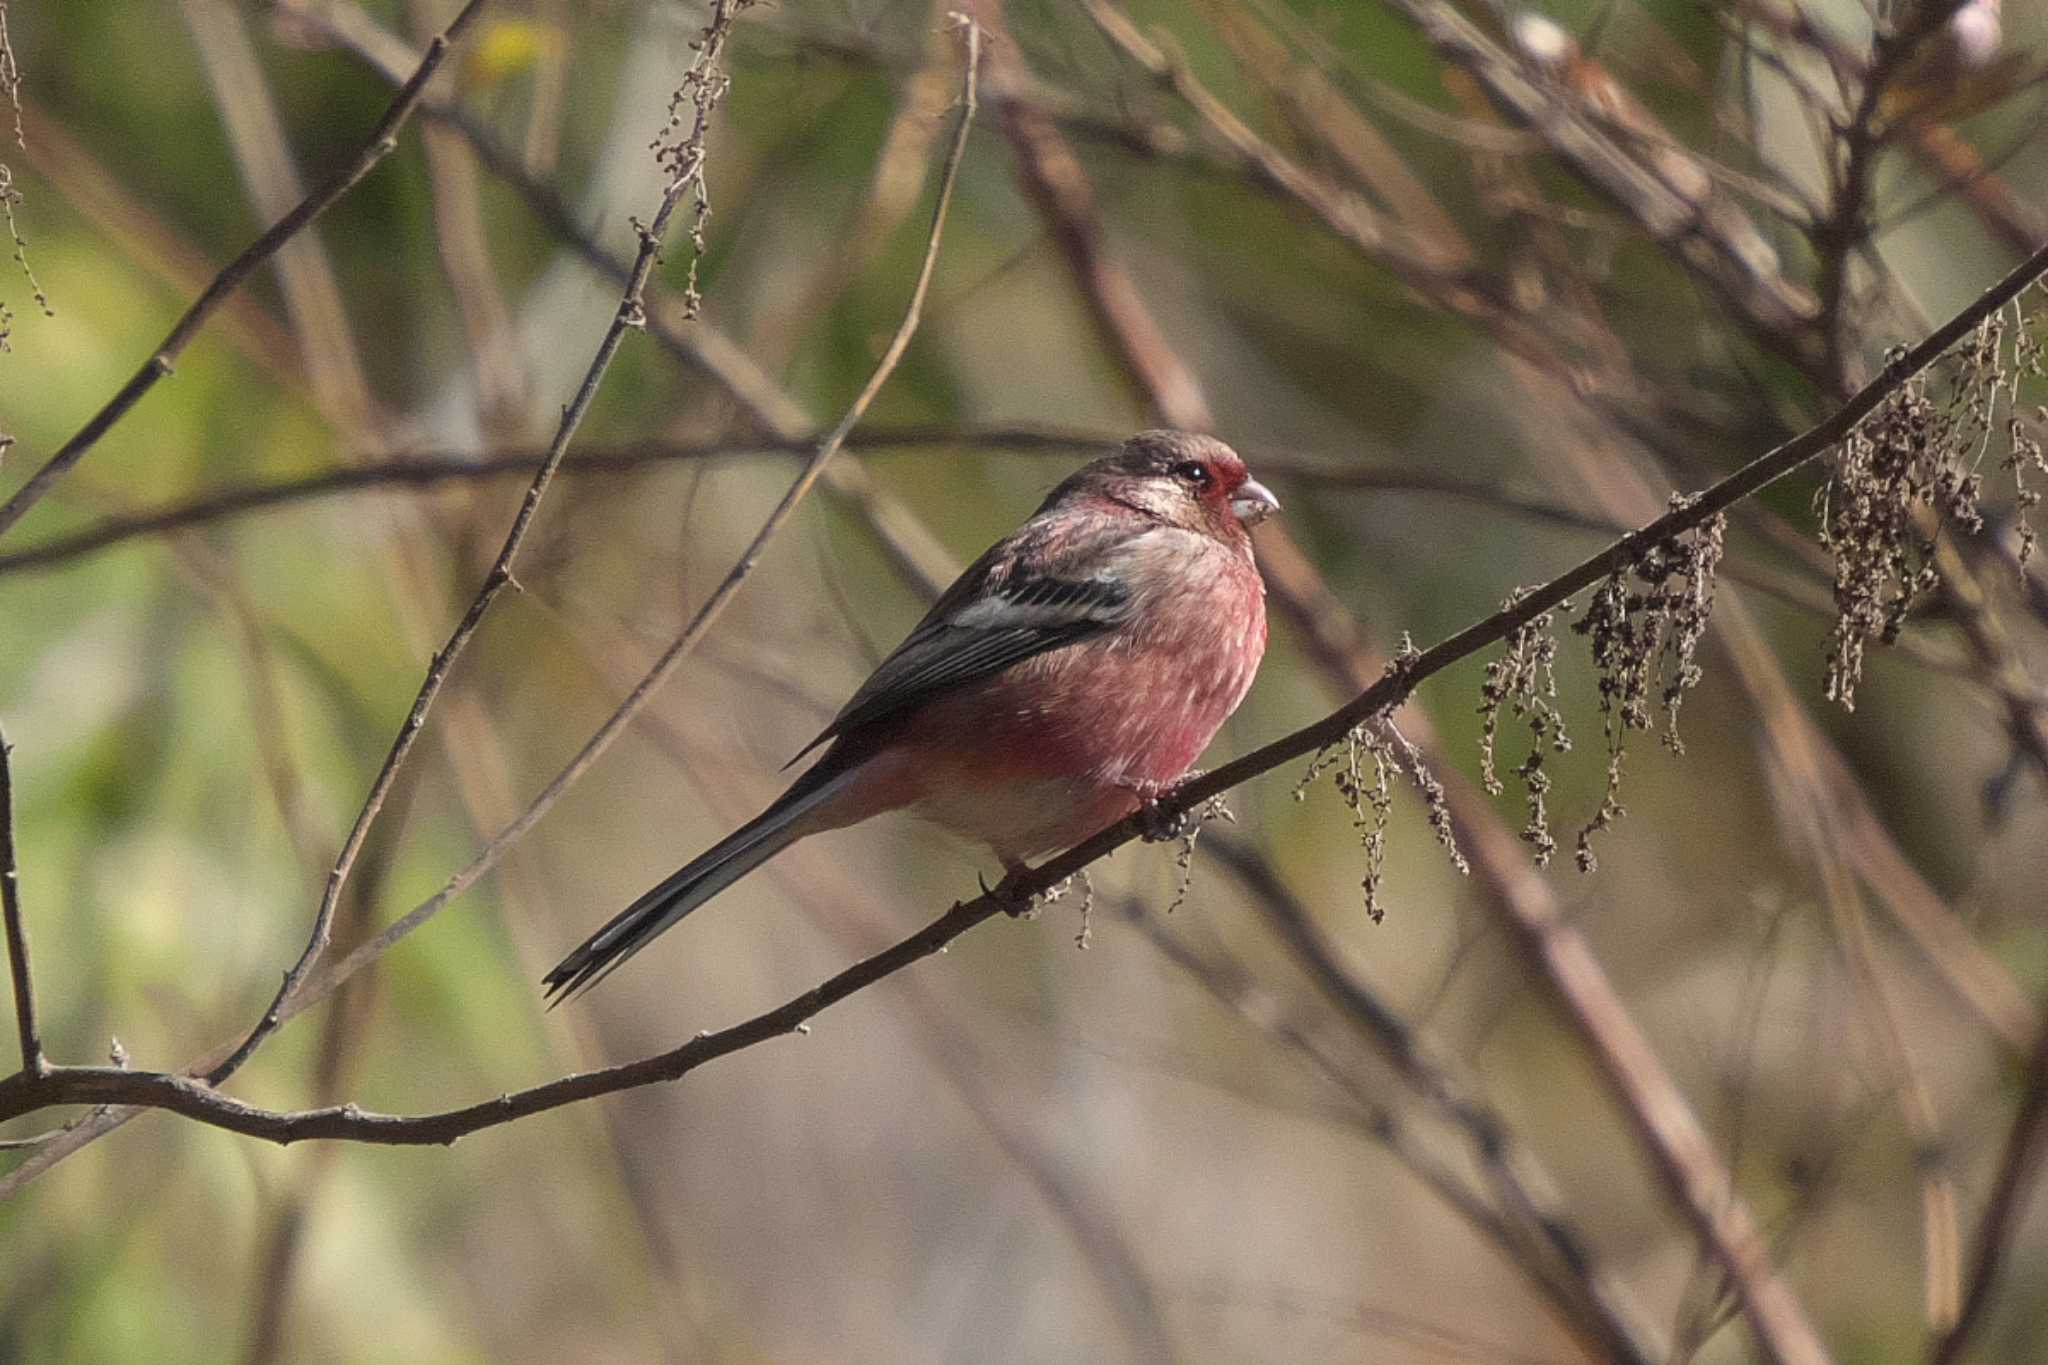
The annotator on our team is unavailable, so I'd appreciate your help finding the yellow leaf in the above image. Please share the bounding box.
[460,19,557,90]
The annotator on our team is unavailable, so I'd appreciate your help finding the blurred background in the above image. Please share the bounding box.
[2,0,2047,1361]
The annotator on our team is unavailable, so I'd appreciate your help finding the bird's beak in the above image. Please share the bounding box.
[1231,478,1280,526]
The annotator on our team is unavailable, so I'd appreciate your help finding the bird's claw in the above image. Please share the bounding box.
[1121,777,1192,843]
[1133,801,1192,843]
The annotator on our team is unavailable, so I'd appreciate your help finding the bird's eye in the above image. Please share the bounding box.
[1170,460,1212,490]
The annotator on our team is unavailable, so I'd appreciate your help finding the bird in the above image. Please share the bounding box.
[543,430,1278,1001]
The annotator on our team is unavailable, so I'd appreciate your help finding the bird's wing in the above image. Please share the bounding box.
[790,515,1147,763]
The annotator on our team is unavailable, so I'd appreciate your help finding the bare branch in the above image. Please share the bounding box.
[0,0,490,540]
[1375,0,1823,363]
[1929,1025,2048,1365]
[0,721,38,1077]
[0,890,995,1145]
[0,429,1597,575]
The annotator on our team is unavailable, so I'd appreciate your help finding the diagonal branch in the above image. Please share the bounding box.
[206,0,754,1085]
[0,0,489,541]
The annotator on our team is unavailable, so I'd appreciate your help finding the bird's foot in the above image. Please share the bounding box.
[980,868,1039,918]
[1121,775,1196,843]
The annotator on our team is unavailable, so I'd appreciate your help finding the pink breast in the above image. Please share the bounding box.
[896,557,1266,860]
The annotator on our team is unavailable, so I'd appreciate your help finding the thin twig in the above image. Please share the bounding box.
[973,0,1210,430]
[1814,0,1972,378]
[15,432,1996,681]
[0,0,490,540]
[207,0,755,1084]
[0,721,39,1076]
[0,429,1661,560]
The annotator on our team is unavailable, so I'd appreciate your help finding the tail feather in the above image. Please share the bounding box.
[543,768,856,1004]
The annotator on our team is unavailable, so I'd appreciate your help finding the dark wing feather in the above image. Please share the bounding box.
[789,520,1143,763]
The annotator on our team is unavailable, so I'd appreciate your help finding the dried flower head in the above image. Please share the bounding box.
[646,0,753,318]
[1379,717,1467,876]
[1569,503,1726,871]
[1819,300,2048,706]
[1163,791,1237,919]
[1477,594,1572,865]
[0,5,51,353]
[1291,641,1470,924]
[1344,724,1398,924]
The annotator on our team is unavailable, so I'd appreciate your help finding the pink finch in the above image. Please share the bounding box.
[544,430,1277,1000]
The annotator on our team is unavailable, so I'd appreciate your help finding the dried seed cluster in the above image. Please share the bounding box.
[1818,302,2048,706]
[1477,597,1573,865]
[1039,871,1096,949]
[1992,307,2048,565]
[1291,727,1394,919]
[1570,503,1727,871]
[1294,712,1465,924]
[1817,353,1980,707]
[1345,726,1398,923]
[1380,718,1468,876]
[647,0,751,318]
[0,2,50,356]
[1163,791,1237,919]
[2010,414,2047,566]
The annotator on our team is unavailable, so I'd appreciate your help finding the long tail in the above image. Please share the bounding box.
[543,767,858,1004]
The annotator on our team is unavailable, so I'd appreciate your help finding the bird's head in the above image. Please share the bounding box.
[1050,430,1279,543]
